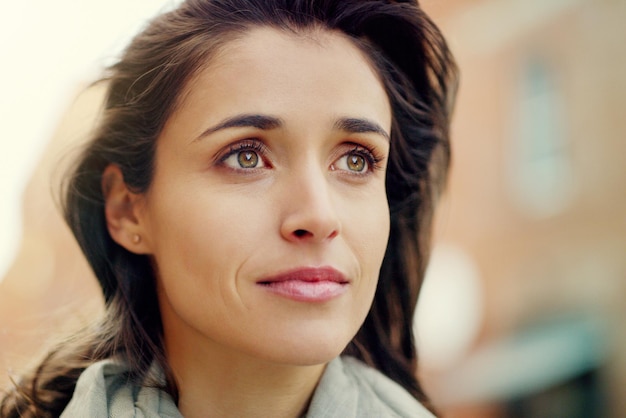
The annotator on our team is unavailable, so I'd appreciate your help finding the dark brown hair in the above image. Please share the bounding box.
[1,1,457,416]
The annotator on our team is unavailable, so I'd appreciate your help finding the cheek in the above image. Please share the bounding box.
[343,190,391,276]
[344,197,389,327]
[144,187,275,288]
[357,198,390,318]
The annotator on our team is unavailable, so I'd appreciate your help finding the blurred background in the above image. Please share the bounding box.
[0,0,624,417]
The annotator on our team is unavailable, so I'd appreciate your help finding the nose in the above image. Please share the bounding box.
[279,166,341,243]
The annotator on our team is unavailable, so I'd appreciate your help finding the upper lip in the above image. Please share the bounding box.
[257,266,349,284]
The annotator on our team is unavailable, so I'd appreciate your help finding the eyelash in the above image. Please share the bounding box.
[217,139,270,168]
[341,143,385,175]
[216,138,385,174]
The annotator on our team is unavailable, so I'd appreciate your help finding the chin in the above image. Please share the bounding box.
[254,330,354,367]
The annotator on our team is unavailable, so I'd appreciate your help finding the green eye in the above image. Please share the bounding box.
[346,153,366,172]
[238,151,259,168]
[219,139,268,170]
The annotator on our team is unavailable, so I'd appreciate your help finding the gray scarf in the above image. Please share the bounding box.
[61,356,434,417]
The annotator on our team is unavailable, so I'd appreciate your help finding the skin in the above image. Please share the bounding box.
[104,27,392,417]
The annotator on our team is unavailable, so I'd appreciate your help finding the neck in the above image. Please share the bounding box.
[166,337,326,418]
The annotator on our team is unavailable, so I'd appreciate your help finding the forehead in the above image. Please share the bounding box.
[203,25,382,81]
[160,26,392,145]
[185,27,388,107]
[214,25,374,70]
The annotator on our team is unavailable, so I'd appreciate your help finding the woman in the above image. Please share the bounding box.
[1,0,457,416]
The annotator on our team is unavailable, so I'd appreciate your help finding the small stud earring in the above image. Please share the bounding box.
[132,234,141,244]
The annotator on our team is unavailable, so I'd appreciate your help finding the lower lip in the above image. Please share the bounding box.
[259,280,348,302]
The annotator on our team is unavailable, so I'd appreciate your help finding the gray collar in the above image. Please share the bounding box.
[61,356,434,418]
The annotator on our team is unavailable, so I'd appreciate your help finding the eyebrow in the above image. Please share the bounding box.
[333,117,390,142]
[193,114,389,142]
[194,114,283,142]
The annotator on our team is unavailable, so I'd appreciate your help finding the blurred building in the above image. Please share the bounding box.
[418,0,626,417]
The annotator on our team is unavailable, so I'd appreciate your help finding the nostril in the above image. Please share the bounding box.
[293,229,309,238]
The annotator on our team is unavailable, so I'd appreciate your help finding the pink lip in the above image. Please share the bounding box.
[257,267,349,302]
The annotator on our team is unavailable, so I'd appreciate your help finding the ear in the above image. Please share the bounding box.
[102,164,151,254]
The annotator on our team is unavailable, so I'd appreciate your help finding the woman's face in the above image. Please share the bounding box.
[136,27,391,366]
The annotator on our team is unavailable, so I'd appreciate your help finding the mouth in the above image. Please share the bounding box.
[257,267,349,302]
